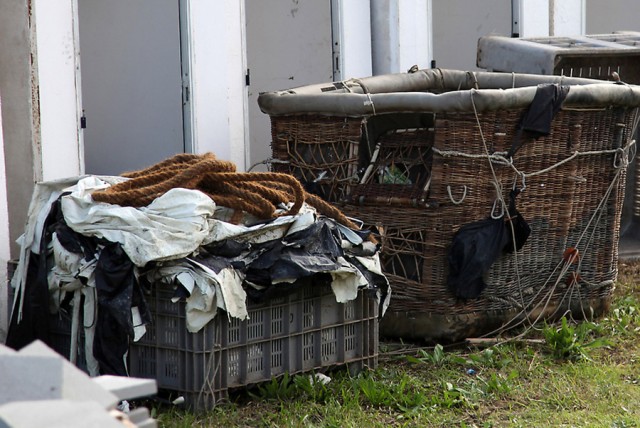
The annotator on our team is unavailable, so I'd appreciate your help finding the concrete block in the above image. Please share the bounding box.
[0,344,16,356]
[93,375,158,401]
[0,355,64,405]
[128,407,157,428]
[14,340,118,408]
[0,400,123,428]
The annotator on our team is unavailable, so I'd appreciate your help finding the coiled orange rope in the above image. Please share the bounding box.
[91,152,362,232]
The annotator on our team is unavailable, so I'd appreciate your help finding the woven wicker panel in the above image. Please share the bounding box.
[560,108,635,304]
[338,204,434,310]
[270,115,363,203]
[349,127,435,206]
[268,103,637,337]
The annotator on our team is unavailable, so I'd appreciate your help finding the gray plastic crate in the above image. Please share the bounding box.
[8,256,378,409]
[129,283,378,409]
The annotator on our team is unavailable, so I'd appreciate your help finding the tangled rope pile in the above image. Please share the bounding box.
[91,152,361,231]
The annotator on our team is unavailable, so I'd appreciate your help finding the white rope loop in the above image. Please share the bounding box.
[447,185,467,205]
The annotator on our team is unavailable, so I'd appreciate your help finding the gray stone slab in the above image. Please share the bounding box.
[15,340,118,408]
[0,344,16,356]
[0,400,123,428]
[128,407,157,428]
[93,375,157,401]
[0,355,64,405]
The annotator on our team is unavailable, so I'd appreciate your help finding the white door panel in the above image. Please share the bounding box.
[245,0,334,170]
[79,0,184,175]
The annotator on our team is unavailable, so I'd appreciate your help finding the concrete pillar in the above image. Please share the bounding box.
[0,98,10,343]
[0,0,38,259]
[371,0,433,75]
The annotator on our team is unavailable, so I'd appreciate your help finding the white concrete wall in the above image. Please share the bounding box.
[188,0,247,171]
[0,0,37,259]
[34,0,84,180]
[432,0,510,71]
[551,0,585,36]
[586,0,640,33]
[433,0,587,71]
[519,0,549,37]
[0,98,10,343]
[520,0,585,37]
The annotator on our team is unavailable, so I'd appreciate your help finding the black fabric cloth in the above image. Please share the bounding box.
[203,239,250,258]
[447,190,530,299]
[245,218,344,297]
[507,84,570,158]
[7,196,153,376]
[503,189,531,253]
[93,242,151,376]
[447,217,508,299]
[211,216,386,303]
[519,84,569,136]
[4,198,69,350]
[5,252,52,350]
[54,221,100,263]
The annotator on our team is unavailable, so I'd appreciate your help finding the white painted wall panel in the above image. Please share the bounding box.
[519,0,549,37]
[35,0,83,180]
[79,0,184,175]
[432,0,510,71]
[586,0,640,33]
[333,0,373,80]
[0,98,10,343]
[552,0,585,36]
[0,0,37,258]
[245,0,333,171]
[189,0,247,171]
[398,0,432,72]
[372,0,432,75]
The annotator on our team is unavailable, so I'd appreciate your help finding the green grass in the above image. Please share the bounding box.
[154,262,640,427]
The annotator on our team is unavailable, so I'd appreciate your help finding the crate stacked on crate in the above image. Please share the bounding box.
[261,68,640,341]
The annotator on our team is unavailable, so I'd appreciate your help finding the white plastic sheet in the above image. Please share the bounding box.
[61,177,217,267]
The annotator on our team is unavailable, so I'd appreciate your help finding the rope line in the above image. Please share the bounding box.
[431,144,635,180]
[479,166,624,340]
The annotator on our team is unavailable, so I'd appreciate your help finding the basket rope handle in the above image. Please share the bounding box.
[446,185,467,205]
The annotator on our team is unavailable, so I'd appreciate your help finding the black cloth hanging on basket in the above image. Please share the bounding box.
[507,83,570,158]
[503,189,531,253]
[447,189,530,299]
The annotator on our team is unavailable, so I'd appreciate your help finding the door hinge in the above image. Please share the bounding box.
[80,112,87,129]
[245,68,250,86]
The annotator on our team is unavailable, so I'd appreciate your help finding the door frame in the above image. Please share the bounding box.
[179,0,194,154]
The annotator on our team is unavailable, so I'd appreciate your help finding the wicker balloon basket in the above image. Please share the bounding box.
[259,69,640,341]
